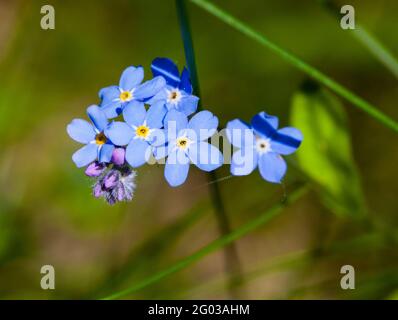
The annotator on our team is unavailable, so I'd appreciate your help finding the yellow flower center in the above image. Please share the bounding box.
[119,91,132,102]
[95,132,107,145]
[136,125,150,138]
[176,137,190,150]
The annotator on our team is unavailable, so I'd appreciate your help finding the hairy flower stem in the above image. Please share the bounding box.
[176,0,245,299]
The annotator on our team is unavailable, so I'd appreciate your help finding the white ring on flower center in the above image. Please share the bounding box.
[255,138,272,154]
[176,136,192,151]
[167,89,182,105]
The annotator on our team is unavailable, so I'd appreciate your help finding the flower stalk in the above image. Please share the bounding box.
[175,0,245,298]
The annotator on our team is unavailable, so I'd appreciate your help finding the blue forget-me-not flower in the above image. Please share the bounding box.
[67,105,115,168]
[160,109,223,187]
[226,112,303,183]
[99,66,166,118]
[149,58,199,116]
[105,101,167,168]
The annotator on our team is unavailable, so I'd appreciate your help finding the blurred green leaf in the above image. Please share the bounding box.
[388,289,398,300]
[291,82,366,217]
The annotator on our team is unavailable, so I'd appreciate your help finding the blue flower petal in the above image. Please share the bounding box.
[251,112,279,138]
[87,105,108,132]
[72,143,98,168]
[119,66,144,91]
[258,153,287,183]
[134,76,166,100]
[271,127,303,155]
[179,67,193,94]
[164,150,190,187]
[123,100,146,127]
[99,85,119,105]
[67,119,96,144]
[149,128,166,147]
[226,119,254,149]
[146,88,168,105]
[230,148,258,176]
[146,100,167,129]
[99,143,115,163]
[188,141,223,172]
[153,144,168,160]
[178,95,199,116]
[101,100,123,118]
[105,121,133,146]
[125,139,150,168]
[164,109,188,134]
[151,57,181,88]
[187,110,218,141]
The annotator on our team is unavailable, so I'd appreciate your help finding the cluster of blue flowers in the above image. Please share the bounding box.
[67,57,302,204]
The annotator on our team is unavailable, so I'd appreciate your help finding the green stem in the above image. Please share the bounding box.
[353,25,398,78]
[189,0,398,133]
[179,229,398,298]
[318,0,398,79]
[353,27,398,79]
[175,0,244,298]
[90,202,208,298]
[102,185,308,299]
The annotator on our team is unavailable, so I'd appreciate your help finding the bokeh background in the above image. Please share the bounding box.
[0,0,397,299]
